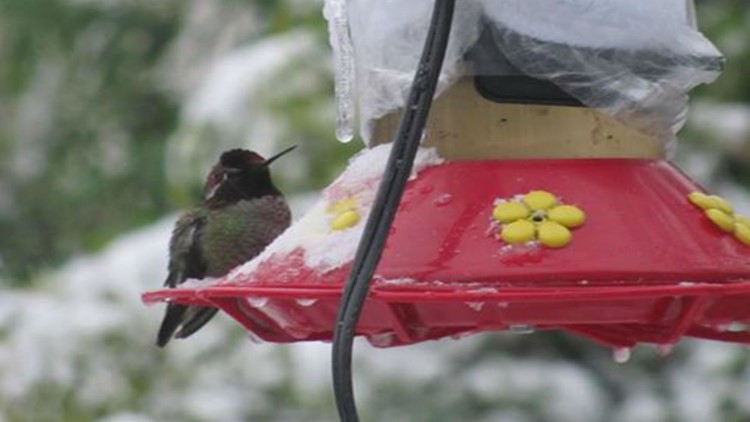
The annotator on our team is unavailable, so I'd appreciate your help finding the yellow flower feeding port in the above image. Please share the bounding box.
[492,190,586,248]
[689,192,750,245]
[328,198,361,231]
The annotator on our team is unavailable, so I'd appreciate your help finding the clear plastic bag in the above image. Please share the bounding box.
[480,0,723,149]
[326,0,723,149]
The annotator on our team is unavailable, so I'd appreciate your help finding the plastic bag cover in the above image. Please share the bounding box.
[337,0,723,149]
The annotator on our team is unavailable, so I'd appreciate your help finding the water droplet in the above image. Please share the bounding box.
[296,298,317,307]
[248,297,269,308]
[656,344,674,357]
[369,332,396,347]
[286,326,313,340]
[379,277,416,286]
[716,323,733,332]
[613,347,631,364]
[434,193,453,206]
[509,324,535,334]
[466,302,484,311]
[450,331,474,341]
[420,185,435,194]
[247,332,264,344]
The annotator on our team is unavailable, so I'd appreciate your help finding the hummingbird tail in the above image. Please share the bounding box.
[156,303,188,347]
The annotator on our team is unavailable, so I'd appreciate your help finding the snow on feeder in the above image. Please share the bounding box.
[143,2,750,353]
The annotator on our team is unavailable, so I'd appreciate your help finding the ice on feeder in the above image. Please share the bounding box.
[247,297,269,308]
[323,0,356,143]
[295,299,318,307]
[375,276,418,286]
[466,302,485,312]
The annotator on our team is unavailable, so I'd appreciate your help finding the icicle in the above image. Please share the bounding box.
[323,0,356,143]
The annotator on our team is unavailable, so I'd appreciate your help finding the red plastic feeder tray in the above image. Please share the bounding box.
[143,158,750,349]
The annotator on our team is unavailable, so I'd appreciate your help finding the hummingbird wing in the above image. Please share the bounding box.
[165,210,207,287]
[156,210,213,347]
[174,306,218,340]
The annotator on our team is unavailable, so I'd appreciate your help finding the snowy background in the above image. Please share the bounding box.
[0,1,749,421]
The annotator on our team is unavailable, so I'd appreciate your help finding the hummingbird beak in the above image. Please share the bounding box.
[262,145,297,168]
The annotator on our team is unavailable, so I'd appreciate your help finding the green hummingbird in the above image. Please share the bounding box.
[156,146,296,347]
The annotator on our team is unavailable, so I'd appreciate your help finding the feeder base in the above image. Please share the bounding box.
[143,159,750,348]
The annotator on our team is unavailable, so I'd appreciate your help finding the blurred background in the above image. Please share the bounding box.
[0,0,749,421]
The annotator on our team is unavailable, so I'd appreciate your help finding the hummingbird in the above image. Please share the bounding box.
[156,146,296,347]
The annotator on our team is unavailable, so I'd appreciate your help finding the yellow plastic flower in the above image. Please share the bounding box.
[492,190,586,248]
[327,197,361,231]
[688,192,750,246]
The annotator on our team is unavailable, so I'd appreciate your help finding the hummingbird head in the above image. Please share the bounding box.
[203,145,296,207]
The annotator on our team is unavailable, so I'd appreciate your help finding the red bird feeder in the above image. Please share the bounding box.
[143,78,750,350]
[143,1,750,354]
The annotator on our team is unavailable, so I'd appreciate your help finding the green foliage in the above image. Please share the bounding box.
[0,0,183,281]
[681,0,750,192]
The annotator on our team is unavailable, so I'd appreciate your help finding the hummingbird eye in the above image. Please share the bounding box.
[222,166,242,175]
[203,166,226,200]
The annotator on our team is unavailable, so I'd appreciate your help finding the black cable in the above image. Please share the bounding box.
[331,1,456,421]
